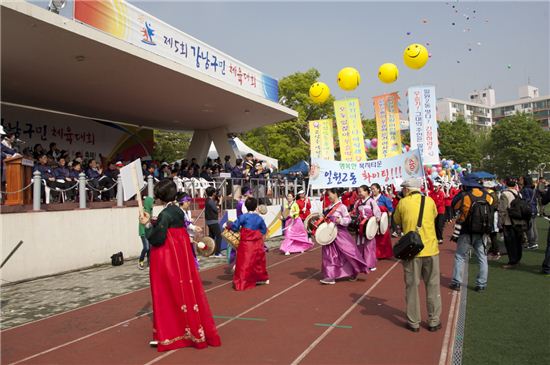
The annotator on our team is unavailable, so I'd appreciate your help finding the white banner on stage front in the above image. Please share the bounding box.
[309,149,423,189]
[408,85,440,165]
[120,158,144,201]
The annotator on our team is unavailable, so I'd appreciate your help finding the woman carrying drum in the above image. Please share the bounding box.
[280,192,314,255]
[371,183,394,260]
[352,185,381,271]
[320,188,370,285]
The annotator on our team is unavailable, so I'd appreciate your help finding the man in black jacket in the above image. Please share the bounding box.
[541,183,550,275]
[205,186,222,257]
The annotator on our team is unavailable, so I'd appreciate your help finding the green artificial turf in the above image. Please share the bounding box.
[462,217,550,365]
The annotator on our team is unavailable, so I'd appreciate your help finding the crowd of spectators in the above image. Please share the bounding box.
[1,131,282,204]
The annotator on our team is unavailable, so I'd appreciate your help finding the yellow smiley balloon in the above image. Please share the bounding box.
[378,63,399,83]
[403,43,429,69]
[309,82,331,104]
[337,67,361,91]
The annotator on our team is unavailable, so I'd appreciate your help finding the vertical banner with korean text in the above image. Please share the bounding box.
[309,119,335,160]
[408,86,440,165]
[334,99,367,162]
[373,92,402,159]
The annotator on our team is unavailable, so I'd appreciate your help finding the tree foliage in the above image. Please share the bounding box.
[240,68,335,169]
[482,114,550,177]
[437,118,485,167]
[151,130,192,163]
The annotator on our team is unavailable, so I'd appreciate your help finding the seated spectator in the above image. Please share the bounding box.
[74,152,83,163]
[160,162,171,180]
[47,142,61,161]
[86,159,115,201]
[33,144,45,160]
[53,157,76,200]
[200,166,214,182]
[33,153,58,203]
[144,164,159,182]
[104,161,121,183]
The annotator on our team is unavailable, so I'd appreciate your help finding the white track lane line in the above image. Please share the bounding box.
[144,270,322,365]
[2,256,229,333]
[7,248,319,365]
[290,261,400,365]
[439,290,460,365]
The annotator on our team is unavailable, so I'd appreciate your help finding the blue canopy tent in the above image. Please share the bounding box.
[469,171,495,179]
[278,160,309,176]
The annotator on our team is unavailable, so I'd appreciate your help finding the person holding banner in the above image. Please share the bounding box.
[371,183,395,260]
[320,188,370,285]
[141,179,221,351]
[353,185,381,270]
[280,192,314,255]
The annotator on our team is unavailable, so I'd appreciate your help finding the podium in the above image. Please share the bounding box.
[4,156,34,206]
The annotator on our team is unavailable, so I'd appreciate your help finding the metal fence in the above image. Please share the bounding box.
[1,172,313,212]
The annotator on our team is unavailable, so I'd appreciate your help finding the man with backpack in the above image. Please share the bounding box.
[498,178,532,269]
[450,176,494,292]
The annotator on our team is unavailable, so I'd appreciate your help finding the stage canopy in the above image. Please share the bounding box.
[1,1,297,134]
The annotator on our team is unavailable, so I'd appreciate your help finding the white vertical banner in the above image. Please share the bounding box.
[408,85,440,165]
[120,158,144,201]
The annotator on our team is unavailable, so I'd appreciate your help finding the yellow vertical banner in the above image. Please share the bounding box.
[334,98,366,162]
[309,119,335,160]
[373,92,402,159]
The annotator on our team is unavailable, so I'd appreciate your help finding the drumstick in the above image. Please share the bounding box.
[131,164,144,218]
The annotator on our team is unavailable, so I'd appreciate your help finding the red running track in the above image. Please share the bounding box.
[2,235,460,365]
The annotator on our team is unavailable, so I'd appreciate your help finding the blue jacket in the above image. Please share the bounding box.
[521,187,538,215]
[54,166,71,179]
[34,164,54,179]
[86,168,101,180]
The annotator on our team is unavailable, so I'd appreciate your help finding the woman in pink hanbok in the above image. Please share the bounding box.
[320,188,370,285]
[352,185,381,271]
[280,192,313,255]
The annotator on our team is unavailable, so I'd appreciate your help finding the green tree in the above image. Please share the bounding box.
[483,113,550,177]
[240,68,335,168]
[151,130,192,163]
[437,118,484,167]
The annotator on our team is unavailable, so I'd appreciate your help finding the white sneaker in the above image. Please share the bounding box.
[149,340,158,347]
[285,252,290,256]
[320,278,336,285]
[370,267,377,272]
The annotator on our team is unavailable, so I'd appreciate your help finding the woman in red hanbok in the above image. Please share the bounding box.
[371,183,394,260]
[143,180,221,352]
[229,198,269,291]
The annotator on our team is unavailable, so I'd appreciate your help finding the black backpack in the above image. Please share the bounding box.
[110,252,124,266]
[507,191,532,221]
[464,192,492,234]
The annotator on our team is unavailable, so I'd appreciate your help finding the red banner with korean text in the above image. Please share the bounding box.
[373,92,403,160]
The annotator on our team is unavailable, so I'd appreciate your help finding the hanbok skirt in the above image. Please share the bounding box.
[280,217,314,254]
[149,227,221,352]
[234,228,269,291]
[322,226,369,280]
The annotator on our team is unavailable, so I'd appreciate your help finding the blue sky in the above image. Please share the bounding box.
[131,1,549,117]
[42,0,549,118]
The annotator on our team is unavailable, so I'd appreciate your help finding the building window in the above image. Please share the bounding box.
[482,93,486,97]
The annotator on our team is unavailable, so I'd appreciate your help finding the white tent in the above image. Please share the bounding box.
[208,137,278,169]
